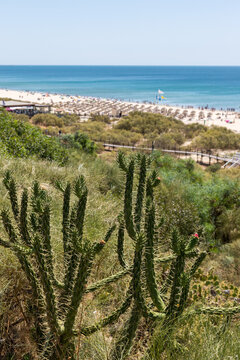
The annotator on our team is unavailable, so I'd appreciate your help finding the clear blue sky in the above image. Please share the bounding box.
[1,0,239,65]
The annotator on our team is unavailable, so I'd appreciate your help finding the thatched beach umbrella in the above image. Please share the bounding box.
[173,109,180,116]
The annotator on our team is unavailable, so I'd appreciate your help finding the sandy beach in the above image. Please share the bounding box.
[1,88,240,133]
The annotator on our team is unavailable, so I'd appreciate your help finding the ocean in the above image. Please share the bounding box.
[0,66,240,110]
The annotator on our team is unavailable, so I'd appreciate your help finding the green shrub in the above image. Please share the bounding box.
[72,121,107,140]
[104,129,142,145]
[184,123,206,139]
[71,121,142,146]
[32,113,64,127]
[0,109,67,164]
[31,113,79,128]
[90,114,111,123]
[61,131,97,154]
[192,126,240,150]
[12,113,30,122]
[0,139,10,157]
[59,113,80,125]
[115,112,185,136]
[155,132,185,149]
[207,163,222,173]
[43,126,62,136]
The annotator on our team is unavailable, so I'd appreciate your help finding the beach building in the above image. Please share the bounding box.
[0,100,51,116]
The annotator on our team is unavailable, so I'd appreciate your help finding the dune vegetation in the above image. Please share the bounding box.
[0,109,68,164]
[14,111,240,151]
[0,109,240,359]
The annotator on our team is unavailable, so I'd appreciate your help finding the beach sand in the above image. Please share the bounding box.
[1,88,240,133]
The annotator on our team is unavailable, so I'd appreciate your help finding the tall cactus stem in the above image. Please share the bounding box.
[62,183,71,258]
[19,188,31,246]
[134,155,147,232]
[124,160,136,240]
[33,235,60,336]
[145,202,165,311]
[117,215,126,268]
[63,247,94,336]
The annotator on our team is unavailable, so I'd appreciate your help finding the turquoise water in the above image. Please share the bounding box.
[0,66,240,110]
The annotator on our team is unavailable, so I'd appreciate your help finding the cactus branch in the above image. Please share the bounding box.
[85,267,131,293]
[145,202,165,311]
[117,214,126,268]
[124,160,136,240]
[19,188,31,246]
[134,155,147,232]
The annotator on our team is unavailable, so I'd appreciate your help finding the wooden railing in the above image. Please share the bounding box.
[103,143,240,168]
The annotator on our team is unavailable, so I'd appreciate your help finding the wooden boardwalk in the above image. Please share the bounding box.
[103,143,240,168]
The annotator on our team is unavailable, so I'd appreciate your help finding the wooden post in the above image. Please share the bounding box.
[209,150,211,165]
[152,141,155,153]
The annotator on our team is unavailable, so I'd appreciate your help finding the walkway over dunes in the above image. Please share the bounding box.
[103,143,240,168]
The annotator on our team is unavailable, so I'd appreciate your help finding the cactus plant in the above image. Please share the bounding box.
[0,171,132,359]
[2,153,240,360]
[110,152,240,359]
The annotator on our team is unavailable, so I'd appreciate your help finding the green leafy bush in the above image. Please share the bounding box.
[151,151,240,245]
[61,131,97,154]
[12,113,30,122]
[32,113,65,127]
[192,126,240,150]
[31,113,79,128]
[207,163,222,173]
[115,112,185,135]
[90,114,111,123]
[72,121,142,145]
[155,132,185,149]
[0,109,67,164]
[28,111,240,152]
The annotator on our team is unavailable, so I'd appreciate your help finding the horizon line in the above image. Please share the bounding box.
[1,64,240,67]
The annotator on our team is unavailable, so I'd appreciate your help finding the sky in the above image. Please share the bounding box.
[0,0,240,65]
